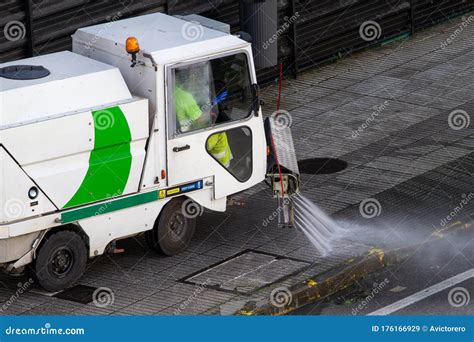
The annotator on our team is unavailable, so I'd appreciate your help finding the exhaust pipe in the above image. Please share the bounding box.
[265,116,300,228]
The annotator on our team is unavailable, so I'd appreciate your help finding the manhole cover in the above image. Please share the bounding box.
[0,65,50,80]
[54,284,97,304]
[181,250,310,295]
[298,158,348,175]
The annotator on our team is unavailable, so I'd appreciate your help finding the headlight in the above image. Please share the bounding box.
[28,186,39,200]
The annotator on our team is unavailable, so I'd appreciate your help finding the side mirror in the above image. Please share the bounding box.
[252,83,263,116]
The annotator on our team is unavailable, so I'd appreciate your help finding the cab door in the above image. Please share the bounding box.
[165,51,266,199]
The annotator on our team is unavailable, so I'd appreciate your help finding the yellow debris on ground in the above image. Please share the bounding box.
[238,310,255,316]
[368,247,385,263]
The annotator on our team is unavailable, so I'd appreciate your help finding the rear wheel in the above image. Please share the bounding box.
[32,230,87,292]
[145,198,196,256]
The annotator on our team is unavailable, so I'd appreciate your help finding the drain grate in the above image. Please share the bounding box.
[54,285,97,304]
[181,250,310,295]
[298,158,348,175]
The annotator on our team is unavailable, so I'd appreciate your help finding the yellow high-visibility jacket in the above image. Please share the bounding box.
[207,132,233,168]
[175,86,202,132]
[175,86,233,167]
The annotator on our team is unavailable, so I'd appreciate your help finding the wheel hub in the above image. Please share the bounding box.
[50,248,73,277]
[168,211,186,242]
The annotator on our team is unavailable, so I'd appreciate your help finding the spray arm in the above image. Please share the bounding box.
[264,117,301,228]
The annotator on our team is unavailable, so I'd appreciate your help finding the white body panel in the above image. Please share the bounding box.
[73,13,247,66]
[166,117,266,199]
[186,185,227,212]
[0,51,132,129]
[1,99,149,210]
[0,147,56,224]
[120,99,151,195]
[79,198,169,257]
[2,113,94,208]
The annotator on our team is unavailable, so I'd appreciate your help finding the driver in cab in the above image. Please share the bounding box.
[174,71,233,168]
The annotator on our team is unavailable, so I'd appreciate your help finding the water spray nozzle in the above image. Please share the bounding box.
[269,173,300,228]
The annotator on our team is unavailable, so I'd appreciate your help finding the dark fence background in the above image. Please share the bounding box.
[1,0,473,84]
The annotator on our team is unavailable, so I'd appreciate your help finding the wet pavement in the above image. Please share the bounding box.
[0,13,472,315]
[294,233,474,316]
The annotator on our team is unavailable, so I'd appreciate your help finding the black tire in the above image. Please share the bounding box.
[145,198,196,256]
[33,230,87,292]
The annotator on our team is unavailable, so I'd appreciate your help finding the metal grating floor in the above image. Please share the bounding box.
[182,251,310,295]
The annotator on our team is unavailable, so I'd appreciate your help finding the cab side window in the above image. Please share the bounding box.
[171,53,253,136]
[207,127,252,182]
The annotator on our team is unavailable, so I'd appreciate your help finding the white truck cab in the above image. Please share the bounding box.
[73,12,269,207]
[0,13,298,291]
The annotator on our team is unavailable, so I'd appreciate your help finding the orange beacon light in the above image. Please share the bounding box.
[125,37,140,67]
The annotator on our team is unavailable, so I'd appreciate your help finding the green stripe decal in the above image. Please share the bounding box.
[64,106,133,208]
[61,191,158,224]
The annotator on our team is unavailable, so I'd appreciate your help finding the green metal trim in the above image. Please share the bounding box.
[61,191,158,224]
[64,106,133,208]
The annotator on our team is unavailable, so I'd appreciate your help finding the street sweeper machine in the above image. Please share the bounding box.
[0,13,300,291]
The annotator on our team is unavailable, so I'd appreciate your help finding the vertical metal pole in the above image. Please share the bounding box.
[290,0,298,78]
[239,0,244,30]
[242,0,278,69]
[410,0,416,35]
[24,0,35,57]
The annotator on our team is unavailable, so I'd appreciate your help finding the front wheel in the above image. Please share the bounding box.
[32,230,88,292]
[145,198,196,256]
